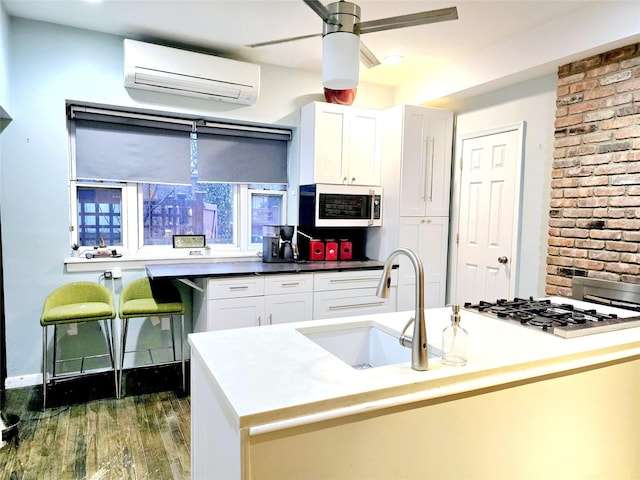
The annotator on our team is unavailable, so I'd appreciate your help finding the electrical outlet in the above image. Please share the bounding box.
[112,268,122,279]
[104,270,113,279]
[150,316,160,326]
[161,317,171,331]
[67,323,78,336]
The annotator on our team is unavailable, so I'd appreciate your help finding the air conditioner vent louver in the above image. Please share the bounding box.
[124,39,260,105]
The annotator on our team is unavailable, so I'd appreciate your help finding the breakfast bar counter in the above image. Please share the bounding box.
[189,298,640,479]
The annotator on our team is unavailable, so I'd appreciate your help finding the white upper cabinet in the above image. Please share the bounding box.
[300,102,382,186]
[398,106,453,217]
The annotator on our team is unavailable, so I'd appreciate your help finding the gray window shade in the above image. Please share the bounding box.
[197,128,289,184]
[74,117,192,185]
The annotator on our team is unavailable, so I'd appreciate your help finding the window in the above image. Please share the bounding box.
[69,105,291,256]
[76,185,122,247]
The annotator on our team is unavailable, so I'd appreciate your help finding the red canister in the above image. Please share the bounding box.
[309,240,325,261]
[325,240,338,261]
[339,240,353,261]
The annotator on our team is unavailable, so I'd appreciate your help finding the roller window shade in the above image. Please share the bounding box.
[197,127,289,184]
[74,117,192,185]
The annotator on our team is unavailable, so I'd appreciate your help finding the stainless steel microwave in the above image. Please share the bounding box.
[299,184,383,228]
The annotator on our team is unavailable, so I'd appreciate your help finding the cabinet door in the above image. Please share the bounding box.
[208,297,265,330]
[348,108,382,186]
[399,107,453,217]
[397,217,449,310]
[265,292,314,324]
[300,102,348,184]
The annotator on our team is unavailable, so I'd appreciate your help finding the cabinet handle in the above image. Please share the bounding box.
[343,176,348,184]
[424,137,435,202]
[329,277,378,284]
[368,188,375,226]
[281,282,300,287]
[329,301,386,311]
[229,286,249,291]
[269,314,273,324]
[352,177,356,184]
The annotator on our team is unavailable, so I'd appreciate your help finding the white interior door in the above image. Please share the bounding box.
[455,125,523,304]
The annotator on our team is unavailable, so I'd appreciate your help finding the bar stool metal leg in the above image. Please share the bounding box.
[42,325,47,410]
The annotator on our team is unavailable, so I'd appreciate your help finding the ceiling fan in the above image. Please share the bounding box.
[248,0,458,90]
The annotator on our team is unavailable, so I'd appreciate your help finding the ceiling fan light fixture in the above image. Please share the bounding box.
[322,31,360,90]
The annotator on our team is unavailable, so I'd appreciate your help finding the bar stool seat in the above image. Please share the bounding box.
[118,278,185,397]
[40,281,117,409]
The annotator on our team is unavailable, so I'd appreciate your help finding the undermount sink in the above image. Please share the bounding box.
[298,321,441,369]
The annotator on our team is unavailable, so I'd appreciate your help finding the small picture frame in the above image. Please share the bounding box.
[172,234,206,249]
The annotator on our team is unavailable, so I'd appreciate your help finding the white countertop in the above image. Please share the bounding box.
[188,297,640,431]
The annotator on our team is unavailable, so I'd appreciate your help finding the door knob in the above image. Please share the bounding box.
[498,256,508,264]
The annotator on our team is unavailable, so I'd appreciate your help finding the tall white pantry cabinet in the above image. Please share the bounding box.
[368,104,454,309]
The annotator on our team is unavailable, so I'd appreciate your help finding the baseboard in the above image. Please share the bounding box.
[5,374,42,389]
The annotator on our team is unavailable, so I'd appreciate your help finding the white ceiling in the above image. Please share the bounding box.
[3,0,640,96]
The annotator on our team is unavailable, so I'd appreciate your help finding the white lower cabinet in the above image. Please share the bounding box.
[313,270,397,320]
[194,273,314,332]
[194,269,396,331]
[264,274,314,325]
[397,216,449,310]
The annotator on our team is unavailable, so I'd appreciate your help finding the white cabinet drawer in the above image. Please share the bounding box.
[207,276,264,300]
[313,269,396,292]
[313,287,397,320]
[264,274,314,295]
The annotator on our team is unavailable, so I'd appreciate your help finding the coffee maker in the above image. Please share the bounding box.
[262,225,296,263]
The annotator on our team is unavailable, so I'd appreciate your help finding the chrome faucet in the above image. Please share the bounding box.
[376,247,428,371]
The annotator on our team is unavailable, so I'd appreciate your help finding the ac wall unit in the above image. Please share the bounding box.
[124,39,260,105]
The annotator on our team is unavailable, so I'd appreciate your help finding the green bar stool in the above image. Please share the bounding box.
[118,277,186,398]
[40,281,117,409]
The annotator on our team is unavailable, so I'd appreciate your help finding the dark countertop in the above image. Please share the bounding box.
[146,260,388,280]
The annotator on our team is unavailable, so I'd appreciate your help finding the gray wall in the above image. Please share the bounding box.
[0,17,394,381]
[440,73,557,300]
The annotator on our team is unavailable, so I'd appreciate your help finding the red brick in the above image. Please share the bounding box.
[583,85,615,100]
[574,259,605,270]
[550,198,578,208]
[606,241,638,252]
[616,125,640,139]
[620,253,640,263]
[602,116,637,129]
[577,197,608,208]
[549,237,575,247]
[582,132,613,143]
[607,219,640,229]
[589,251,620,261]
[578,176,609,187]
[555,114,585,128]
[594,208,625,219]
[575,239,605,249]
[559,247,588,258]
[605,263,640,275]
[610,197,640,207]
[558,72,586,86]
[590,230,622,240]
[593,185,626,196]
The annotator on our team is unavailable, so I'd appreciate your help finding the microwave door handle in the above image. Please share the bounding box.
[369,189,375,226]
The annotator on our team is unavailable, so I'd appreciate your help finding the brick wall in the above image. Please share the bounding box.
[547,43,640,296]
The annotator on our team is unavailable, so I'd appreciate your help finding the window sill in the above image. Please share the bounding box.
[64,249,262,273]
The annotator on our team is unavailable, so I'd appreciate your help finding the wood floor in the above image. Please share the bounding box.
[0,366,190,480]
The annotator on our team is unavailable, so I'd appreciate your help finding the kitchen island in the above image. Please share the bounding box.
[189,298,640,479]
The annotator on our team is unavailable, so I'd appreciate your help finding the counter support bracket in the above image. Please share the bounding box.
[176,277,203,292]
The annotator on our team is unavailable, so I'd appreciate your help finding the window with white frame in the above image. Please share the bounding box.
[68,105,290,255]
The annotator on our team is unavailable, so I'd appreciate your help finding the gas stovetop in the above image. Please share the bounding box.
[463,297,640,338]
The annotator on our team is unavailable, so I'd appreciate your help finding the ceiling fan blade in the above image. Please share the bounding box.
[358,6,458,35]
[359,41,380,68]
[303,0,332,23]
[247,32,322,48]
